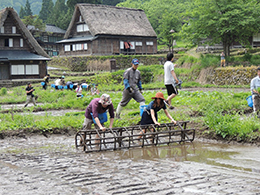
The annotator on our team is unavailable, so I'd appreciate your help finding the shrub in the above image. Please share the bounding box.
[0,87,7,96]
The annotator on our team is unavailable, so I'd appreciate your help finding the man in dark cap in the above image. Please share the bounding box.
[116,58,145,118]
[24,83,37,107]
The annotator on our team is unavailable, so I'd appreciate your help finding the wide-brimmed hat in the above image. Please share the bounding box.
[99,94,112,105]
[151,92,166,100]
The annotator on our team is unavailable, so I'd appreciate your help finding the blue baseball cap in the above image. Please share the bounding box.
[132,58,139,65]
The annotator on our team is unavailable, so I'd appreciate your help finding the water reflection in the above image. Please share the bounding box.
[115,143,195,161]
[113,141,260,174]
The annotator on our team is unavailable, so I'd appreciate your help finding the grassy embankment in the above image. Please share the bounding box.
[1,53,260,142]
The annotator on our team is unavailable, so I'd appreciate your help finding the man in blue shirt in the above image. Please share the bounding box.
[116,59,145,118]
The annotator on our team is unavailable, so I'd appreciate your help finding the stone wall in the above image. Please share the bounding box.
[47,54,182,72]
[207,66,258,85]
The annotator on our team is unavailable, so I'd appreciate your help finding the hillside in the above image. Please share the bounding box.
[0,0,57,15]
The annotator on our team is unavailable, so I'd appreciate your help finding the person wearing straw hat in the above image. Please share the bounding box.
[138,92,177,140]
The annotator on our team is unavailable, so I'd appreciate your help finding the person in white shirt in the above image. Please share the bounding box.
[75,84,83,98]
[250,67,260,114]
[164,52,179,110]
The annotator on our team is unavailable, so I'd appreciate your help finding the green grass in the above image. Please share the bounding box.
[1,53,259,142]
[0,86,259,142]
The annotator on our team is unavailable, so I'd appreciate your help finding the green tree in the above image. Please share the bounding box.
[24,0,33,16]
[118,0,192,46]
[181,0,260,56]
[39,0,54,23]
[22,15,46,37]
[19,6,26,19]
[22,15,35,27]
[47,0,69,29]
[102,0,126,6]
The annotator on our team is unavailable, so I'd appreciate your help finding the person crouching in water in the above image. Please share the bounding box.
[138,92,177,141]
[83,94,114,144]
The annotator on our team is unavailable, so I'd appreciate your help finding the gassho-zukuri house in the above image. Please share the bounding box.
[57,4,157,56]
[0,7,50,80]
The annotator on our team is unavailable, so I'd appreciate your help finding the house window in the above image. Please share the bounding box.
[136,42,142,46]
[120,41,124,49]
[20,39,23,47]
[12,26,16,34]
[64,45,70,51]
[146,41,153,46]
[72,44,76,51]
[76,44,82,50]
[130,41,135,49]
[84,43,88,50]
[0,27,4,33]
[77,24,89,32]
[11,65,24,75]
[79,15,82,22]
[26,65,39,75]
[253,33,260,42]
[43,35,48,42]
[5,38,13,47]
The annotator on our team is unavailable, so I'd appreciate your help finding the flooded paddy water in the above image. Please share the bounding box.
[0,135,259,195]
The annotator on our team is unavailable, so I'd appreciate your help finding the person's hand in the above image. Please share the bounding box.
[127,87,133,93]
[100,126,106,131]
[171,119,177,124]
[175,80,179,84]
[139,88,143,94]
[155,122,160,126]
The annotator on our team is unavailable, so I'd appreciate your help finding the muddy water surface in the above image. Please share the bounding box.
[0,135,259,195]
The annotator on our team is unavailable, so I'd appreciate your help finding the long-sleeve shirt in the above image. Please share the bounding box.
[250,76,260,95]
[123,67,142,91]
[85,98,114,120]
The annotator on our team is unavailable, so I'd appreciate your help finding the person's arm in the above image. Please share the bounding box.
[150,109,160,126]
[109,118,114,129]
[94,117,106,131]
[171,70,179,84]
[123,79,130,89]
[26,88,34,94]
[108,104,115,129]
[137,71,143,90]
[250,79,258,94]
[92,102,106,130]
[164,109,177,124]
[137,80,142,90]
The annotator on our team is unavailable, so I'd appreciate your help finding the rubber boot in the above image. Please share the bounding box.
[116,104,123,119]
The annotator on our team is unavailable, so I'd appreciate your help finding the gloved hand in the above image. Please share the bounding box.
[127,87,133,93]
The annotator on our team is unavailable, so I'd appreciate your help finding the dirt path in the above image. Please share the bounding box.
[185,47,200,58]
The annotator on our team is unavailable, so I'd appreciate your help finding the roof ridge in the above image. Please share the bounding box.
[77,3,144,12]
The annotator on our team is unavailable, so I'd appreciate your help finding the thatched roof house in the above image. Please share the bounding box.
[0,7,50,80]
[58,4,157,56]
